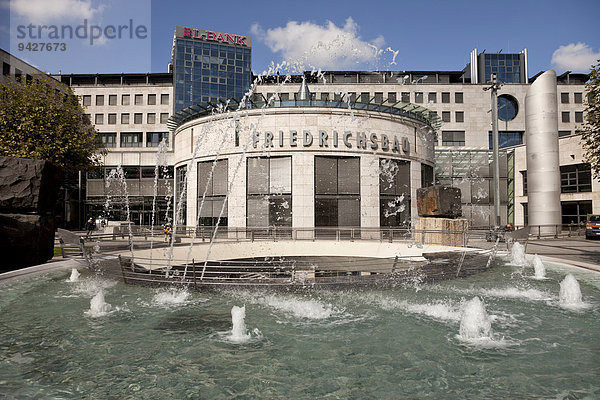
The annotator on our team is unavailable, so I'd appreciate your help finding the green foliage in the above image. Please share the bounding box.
[580,59,600,181]
[0,76,103,172]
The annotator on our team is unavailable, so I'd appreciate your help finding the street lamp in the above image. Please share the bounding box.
[484,73,503,228]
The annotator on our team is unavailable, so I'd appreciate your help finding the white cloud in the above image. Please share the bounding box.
[10,0,102,23]
[251,17,393,71]
[551,42,600,72]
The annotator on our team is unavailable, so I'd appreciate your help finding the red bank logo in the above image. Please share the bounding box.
[182,27,248,46]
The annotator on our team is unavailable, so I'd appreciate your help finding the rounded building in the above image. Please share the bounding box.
[169,90,439,237]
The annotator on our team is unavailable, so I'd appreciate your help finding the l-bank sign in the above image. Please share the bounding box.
[175,26,251,47]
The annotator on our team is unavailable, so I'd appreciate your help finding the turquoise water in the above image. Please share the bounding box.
[1,260,599,399]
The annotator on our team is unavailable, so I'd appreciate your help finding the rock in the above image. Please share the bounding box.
[0,156,60,214]
[417,185,462,218]
[0,213,55,269]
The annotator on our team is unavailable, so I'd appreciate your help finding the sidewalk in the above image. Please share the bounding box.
[525,237,600,272]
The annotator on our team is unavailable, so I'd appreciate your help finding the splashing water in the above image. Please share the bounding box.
[458,297,493,341]
[228,305,252,343]
[532,254,546,279]
[559,274,583,307]
[67,269,80,282]
[153,288,191,307]
[85,290,112,317]
[510,242,528,266]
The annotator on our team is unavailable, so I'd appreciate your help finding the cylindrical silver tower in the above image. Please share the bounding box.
[525,70,561,234]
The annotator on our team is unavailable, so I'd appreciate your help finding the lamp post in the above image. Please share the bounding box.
[484,73,503,228]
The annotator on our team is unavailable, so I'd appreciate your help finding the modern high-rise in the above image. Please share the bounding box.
[170,26,252,113]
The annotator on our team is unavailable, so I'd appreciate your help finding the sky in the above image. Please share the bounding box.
[1,0,599,77]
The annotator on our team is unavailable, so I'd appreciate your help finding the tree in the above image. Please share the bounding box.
[580,59,600,181]
[0,76,103,172]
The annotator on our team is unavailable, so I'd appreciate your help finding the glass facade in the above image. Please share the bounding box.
[197,159,228,227]
[483,53,522,84]
[435,150,514,227]
[314,156,360,228]
[380,159,411,227]
[173,38,252,113]
[246,157,292,228]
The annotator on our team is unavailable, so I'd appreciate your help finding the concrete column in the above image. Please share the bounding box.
[185,162,197,228]
[360,155,379,237]
[292,153,314,239]
[525,70,561,234]
[227,154,246,230]
[410,161,421,225]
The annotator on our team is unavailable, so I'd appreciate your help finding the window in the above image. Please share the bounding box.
[380,158,411,227]
[320,92,329,101]
[575,111,583,123]
[455,92,464,103]
[428,92,437,103]
[455,111,464,123]
[374,92,383,103]
[559,130,571,137]
[247,157,292,228]
[315,156,360,229]
[442,111,451,122]
[108,95,117,105]
[521,171,527,195]
[161,94,169,105]
[561,163,591,193]
[97,133,116,148]
[441,92,450,103]
[160,113,169,124]
[148,94,156,105]
[147,113,156,124]
[122,167,140,179]
[498,94,519,122]
[95,95,104,106]
[488,131,523,149]
[562,112,570,123]
[561,200,592,225]
[388,92,397,103]
[414,92,423,103]
[134,94,143,105]
[176,166,187,225]
[134,113,142,124]
[2,62,9,76]
[401,92,410,103]
[146,132,169,147]
[107,113,116,124]
[442,131,465,146]
[82,95,91,106]
[121,113,130,124]
[95,114,104,124]
[122,94,130,105]
[574,93,583,104]
[197,159,229,227]
[421,164,434,188]
[560,92,569,104]
[120,132,142,147]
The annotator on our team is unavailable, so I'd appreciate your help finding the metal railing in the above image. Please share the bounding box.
[81,225,471,248]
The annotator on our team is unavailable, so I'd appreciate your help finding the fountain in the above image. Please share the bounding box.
[229,305,251,342]
[85,290,112,317]
[1,29,599,400]
[532,254,546,279]
[510,242,528,266]
[66,268,80,282]
[559,273,583,307]
[458,296,493,341]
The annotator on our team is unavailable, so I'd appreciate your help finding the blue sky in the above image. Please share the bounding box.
[1,0,599,76]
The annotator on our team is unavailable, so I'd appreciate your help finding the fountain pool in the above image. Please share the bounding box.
[1,258,598,398]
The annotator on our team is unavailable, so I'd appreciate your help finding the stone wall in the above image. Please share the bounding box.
[0,157,60,270]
